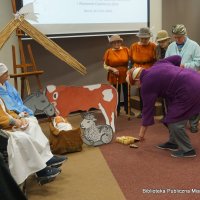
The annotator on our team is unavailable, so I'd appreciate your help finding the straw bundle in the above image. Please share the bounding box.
[0,17,87,75]
[18,19,87,75]
[0,19,21,49]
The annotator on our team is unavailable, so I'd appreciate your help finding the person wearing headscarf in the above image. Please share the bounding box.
[126,55,200,158]
[103,34,130,115]
[0,153,27,200]
[0,63,33,116]
[0,63,66,185]
[165,24,200,133]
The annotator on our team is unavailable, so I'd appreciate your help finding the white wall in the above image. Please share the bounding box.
[0,0,18,82]
[150,0,162,41]
[0,0,162,90]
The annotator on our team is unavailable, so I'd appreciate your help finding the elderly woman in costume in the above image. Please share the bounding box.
[0,63,66,185]
[129,27,156,117]
[0,64,33,116]
[165,24,200,133]
[103,34,130,115]
[155,30,171,61]
[155,30,171,117]
[130,27,156,69]
[126,55,200,158]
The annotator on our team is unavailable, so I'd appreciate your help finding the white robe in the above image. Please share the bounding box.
[7,117,53,185]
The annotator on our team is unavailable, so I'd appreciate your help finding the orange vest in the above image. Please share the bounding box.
[104,47,129,84]
[130,42,156,69]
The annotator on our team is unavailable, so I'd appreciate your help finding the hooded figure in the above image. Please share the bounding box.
[127,55,200,158]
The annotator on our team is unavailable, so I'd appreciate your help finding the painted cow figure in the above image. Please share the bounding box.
[46,84,118,132]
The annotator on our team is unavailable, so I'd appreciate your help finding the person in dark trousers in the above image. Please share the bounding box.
[129,27,156,117]
[126,55,200,158]
[0,153,27,200]
[103,34,129,115]
[165,24,200,133]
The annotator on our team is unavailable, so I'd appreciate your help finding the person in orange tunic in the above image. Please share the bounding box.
[103,34,130,115]
[130,27,156,69]
[129,27,156,117]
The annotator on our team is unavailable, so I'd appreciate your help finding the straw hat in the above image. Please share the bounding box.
[156,30,170,42]
[136,27,152,38]
[109,35,123,43]
[0,63,8,76]
[172,24,187,35]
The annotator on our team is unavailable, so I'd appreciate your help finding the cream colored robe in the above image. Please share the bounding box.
[0,98,53,184]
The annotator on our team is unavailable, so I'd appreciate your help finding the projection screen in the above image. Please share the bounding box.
[18,0,149,36]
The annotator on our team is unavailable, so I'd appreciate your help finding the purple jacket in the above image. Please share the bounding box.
[140,55,200,126]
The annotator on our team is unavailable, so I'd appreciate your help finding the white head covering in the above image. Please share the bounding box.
[0,63,8,76]
[126,67,142,85]
[131,67,142,80]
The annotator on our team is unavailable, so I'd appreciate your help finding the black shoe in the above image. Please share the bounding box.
[171,149,196,158]
[46,155,67,168]
[36,166,61,185]
[190,127,198,133]
[156,142,178,151]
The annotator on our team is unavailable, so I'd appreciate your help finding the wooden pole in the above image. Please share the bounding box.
[127,83,131,120]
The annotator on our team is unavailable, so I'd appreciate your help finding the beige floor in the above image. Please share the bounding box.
[27,146,125,200]
[27,113,126,200]
[27,110,163,200]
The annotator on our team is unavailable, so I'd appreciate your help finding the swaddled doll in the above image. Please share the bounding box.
[53,116,72,132]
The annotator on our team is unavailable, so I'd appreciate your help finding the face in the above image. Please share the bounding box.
[158,39,170,49]
[0,71,9,84]
[111,40,122,49]
[139,37,150,45]
[173,34,185,44]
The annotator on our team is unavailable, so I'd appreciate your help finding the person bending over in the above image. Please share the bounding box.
[126,55,200,158]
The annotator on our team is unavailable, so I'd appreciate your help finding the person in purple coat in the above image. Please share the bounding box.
[126,55,200,158]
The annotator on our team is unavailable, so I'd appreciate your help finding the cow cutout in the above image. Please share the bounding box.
[45,84,118,132]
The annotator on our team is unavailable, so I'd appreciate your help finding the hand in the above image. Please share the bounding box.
[23,112,29,117]
[14,119,23,128]
[19,112,29,118]
[180,64,185,68]
[139,136,145,142]
[20,118,29,130]
[112,68,119,75]
[126,74,130,84]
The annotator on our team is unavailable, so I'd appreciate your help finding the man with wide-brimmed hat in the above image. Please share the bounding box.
[165,24,200,133]
[126,55,200,158]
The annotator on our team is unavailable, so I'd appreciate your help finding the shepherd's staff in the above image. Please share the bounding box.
[127,60,133,120]
[116,74,119,116]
